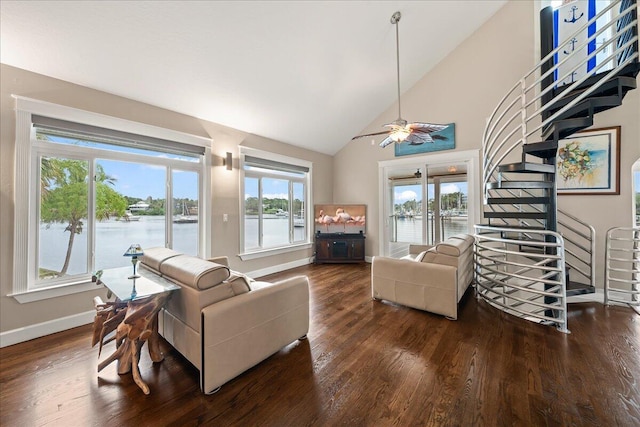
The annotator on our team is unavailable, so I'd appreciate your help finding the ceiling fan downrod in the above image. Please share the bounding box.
[391,11,403,124]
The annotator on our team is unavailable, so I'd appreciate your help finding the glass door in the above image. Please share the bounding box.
[384,164,469,258]
[437,176,468,242]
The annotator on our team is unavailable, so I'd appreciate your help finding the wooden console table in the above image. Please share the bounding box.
[315,233,365,264]
[92,266,179,394]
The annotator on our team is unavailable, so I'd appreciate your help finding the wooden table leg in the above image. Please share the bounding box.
[147,314,164,363]
[95,293,169,394]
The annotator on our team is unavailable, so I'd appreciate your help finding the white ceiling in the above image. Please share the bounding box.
[1,1,505,155]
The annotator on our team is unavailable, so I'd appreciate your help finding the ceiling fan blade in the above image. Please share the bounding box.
[408,122,449,133]
[405,133,433,145]
[379,136,394,148]
[351,130,390,140]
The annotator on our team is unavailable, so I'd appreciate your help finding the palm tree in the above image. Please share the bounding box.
[40,158,126,277]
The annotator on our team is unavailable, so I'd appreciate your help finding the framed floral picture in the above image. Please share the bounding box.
[556,126,620,195]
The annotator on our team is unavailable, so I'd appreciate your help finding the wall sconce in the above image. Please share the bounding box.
[224,152,233,170]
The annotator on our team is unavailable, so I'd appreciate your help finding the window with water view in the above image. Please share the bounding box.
[242,153,310,253]
[34,125,203,287]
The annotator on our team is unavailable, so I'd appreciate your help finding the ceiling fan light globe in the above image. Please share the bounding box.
[390,128,410,142]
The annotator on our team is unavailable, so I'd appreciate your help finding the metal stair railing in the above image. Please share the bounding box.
[483,0,638,198]
[604,226,640,312]
[475,225,569,333]
[557,209,596,288]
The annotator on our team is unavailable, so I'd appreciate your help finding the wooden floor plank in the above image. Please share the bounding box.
[1,263,639,426]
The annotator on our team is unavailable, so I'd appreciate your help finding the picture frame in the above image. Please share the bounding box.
[557,126,620,195]
[394,123,455,157]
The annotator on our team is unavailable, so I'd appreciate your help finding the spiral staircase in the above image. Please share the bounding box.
[475,0,639,333]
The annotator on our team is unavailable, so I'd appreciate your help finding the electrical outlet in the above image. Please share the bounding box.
[223,213,228,222]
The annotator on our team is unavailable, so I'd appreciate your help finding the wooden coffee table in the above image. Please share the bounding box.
[92,266,179,394]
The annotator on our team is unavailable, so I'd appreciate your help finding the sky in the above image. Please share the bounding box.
[100,160,198,200]
[395,182,468,204]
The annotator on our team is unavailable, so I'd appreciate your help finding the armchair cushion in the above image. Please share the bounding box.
[435,234,474,256]
[160,255,230,290]
[141,247,181,273]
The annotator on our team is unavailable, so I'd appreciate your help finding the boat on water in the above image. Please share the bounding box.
[173,202,198,224]
[117,211,141,222]
[173,215,197,224]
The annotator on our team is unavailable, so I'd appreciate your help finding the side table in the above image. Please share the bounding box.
[92,266,179,394]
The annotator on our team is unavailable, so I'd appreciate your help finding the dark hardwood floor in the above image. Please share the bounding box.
[1,263,639,426]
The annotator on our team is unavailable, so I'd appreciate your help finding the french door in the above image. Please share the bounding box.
[379,150,479,259]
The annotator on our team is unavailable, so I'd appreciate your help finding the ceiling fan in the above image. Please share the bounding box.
[352,11,449,148]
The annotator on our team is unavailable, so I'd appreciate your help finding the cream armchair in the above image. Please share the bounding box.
[140,247,309,394]
[371,234,475,320]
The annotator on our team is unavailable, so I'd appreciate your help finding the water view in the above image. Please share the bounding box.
[392,214,469,244]
[40,212,464,276]
[39,216,198,275]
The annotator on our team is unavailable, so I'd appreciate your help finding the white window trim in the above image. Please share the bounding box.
[238,146,313,260]
[11,95,212,302]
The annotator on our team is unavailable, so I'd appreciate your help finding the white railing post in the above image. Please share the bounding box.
[520,78,528,147]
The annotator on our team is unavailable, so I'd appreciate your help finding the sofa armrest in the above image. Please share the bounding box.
[207,256,229,267]
[408,244,433,254]
[200,275,309,393]
[371,256,459,319]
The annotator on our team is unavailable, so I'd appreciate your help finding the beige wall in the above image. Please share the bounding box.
[0,64,333,335]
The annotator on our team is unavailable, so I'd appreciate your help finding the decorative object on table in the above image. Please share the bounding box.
[123,244,144,279]
[350,11,448,148]
[394,123,455,156]
[557,126,620,195]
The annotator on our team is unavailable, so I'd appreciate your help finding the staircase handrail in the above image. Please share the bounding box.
[604,226,640,308]
[484,1,630,157]
[474,224,569,332]
[484,0,625,144]
[557,209,596,288]
[483,1,638,193]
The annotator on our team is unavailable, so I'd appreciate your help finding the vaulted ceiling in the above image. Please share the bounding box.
[1,1,505,155]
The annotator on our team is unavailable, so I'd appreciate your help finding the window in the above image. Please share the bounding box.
[240,148,311,258]
[12,97,211,301]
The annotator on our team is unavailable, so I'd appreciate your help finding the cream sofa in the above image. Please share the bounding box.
[371,234,475,320]
[139,247,309,394]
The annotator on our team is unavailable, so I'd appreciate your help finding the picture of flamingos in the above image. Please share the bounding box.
[315,204,366,234]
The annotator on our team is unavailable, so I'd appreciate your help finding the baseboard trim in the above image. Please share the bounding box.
[0,310,95,348]
[246,257,314,279]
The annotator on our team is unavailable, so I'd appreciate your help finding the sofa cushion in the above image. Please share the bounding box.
[436,234,474,257]
[421,248,459,268]
[141,247,182,272]
[226,272,253,294]
[420,247,438,262]
[160,255,230,290]
[414,251,428,262]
